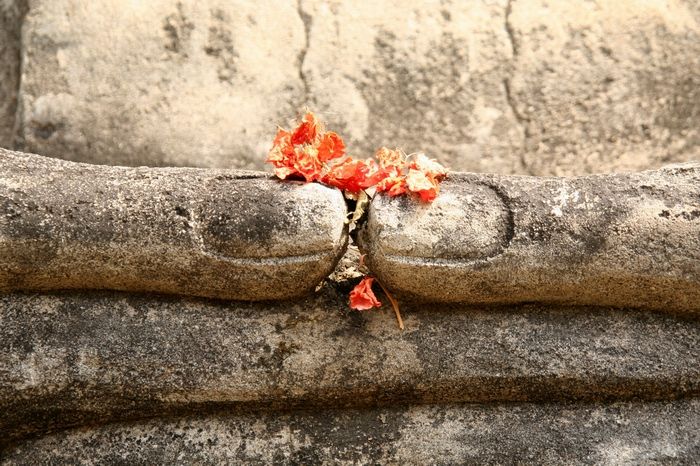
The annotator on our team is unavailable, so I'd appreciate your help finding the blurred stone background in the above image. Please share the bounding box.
[1,0,699,175]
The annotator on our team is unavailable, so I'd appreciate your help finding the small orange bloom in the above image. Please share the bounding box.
[267,114,447,203]
[375,167,407,196]
[349,277,382,310]
[406,168,440,202]
[267,112,345,182]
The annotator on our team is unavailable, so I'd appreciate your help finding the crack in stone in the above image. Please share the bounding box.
[6,0,29,151]
[296,0,311,105]
[504,0,518,57]
[503,0,534,175]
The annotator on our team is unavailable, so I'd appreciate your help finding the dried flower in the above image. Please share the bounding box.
[349,277,382,310]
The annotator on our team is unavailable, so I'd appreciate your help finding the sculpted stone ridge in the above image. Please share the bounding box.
[359,163,700,313]
[4,400,699,463]
[0,148,348,300]
[1,288,698,446]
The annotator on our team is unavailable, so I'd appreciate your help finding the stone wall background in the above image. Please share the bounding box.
[1,0,698,175]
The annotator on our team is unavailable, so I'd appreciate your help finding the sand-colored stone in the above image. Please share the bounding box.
[18,0,305,168]
[0,149,347,300]
[509,0,700,175]
[13,0,700,174]
[299,0,524,174]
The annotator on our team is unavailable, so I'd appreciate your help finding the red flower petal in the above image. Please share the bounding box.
[375,169,407,196]
[317,131,346,162]
[349,277,382,310]
[293,146,323,182]
[323,157,380,193]
[290,112,320,146]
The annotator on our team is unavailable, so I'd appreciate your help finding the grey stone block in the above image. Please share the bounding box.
[359,163,700,313]
[3,400,699,464]
[0,149,347,300]
[1,288,697,446]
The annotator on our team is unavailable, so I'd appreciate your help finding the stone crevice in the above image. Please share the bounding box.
[296,0,312,105]
[502,0,533,175]
[1,0,29,150]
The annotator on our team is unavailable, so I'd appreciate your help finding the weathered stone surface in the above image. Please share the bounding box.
[17,0,305,167]
[0,0,27,149]
[300,0,525,174]
[1,288,698,446]
[3,400,699,464]
[359,163,700,313]
[0,149,347,300]
[15,0,700,174]
[509,0,700,176]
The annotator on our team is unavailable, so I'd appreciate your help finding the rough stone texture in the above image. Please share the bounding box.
[300,0,525,174]
[17,0,305,168]
[13,0,700,174]
[3,400,699,464]
[0,0,27,149]
[1,287,698,446]
[0,149,347,300]
[359,163,700,313]
[509,0,700,176]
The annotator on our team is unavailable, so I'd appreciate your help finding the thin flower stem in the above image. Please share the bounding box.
[377,280,404,330]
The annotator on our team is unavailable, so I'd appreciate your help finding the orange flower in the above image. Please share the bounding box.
[290,112,319,145]
[267,114,447,203]
[349,277,382,310]
[375,166,407,196]
[266,112,346,182]
[406,168,440,202]
[293,146,323,182]
[317,131,345,162]
[323,157,381,193]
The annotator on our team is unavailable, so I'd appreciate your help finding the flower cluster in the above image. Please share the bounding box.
[266,111,447,322]
[267,112,446,200]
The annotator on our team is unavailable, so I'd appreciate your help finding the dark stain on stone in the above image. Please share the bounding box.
[196,183,306,258]
[32,121,61,139]
[678,210,700,221]
[163,2,194,56]
[174,206,189,218]
[204,9,238,83]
